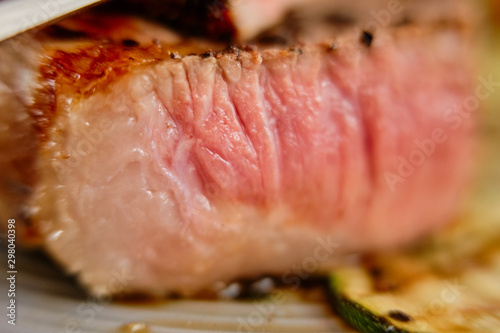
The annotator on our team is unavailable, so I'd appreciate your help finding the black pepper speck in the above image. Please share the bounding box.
[388,310,413,322]
[200,50,215,58]
[360,31,374,47]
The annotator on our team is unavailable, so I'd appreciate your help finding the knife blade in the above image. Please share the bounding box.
[0,0,107,42]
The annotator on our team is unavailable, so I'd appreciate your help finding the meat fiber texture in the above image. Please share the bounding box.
[0,0,478,296]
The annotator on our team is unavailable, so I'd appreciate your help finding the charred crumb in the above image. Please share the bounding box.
[360,31,374,47]
[225,45,241,55]
[170,52,181,59]
[200,50,215,58]
[121,39,139,47]
[388,310,413,322]
[215,45,241,58]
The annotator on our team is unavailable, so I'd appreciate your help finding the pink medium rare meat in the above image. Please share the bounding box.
[0,0,477,296]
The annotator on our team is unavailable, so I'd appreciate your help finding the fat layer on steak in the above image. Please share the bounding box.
[0,0,477,296]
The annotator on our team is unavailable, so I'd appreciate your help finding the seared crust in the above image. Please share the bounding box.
[33,44,166,141]
[31,0,476,142]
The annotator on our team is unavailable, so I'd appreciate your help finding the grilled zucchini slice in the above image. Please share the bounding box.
[330,242,500,333]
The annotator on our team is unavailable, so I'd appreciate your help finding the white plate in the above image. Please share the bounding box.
[0,249,353,333]
[0,0,106,42]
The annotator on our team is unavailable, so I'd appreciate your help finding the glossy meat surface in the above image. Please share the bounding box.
[0,1,477,296]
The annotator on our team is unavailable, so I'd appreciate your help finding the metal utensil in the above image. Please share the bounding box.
[0,0,107,42]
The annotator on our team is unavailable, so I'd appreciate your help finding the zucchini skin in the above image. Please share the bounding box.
[330,276,410,333]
